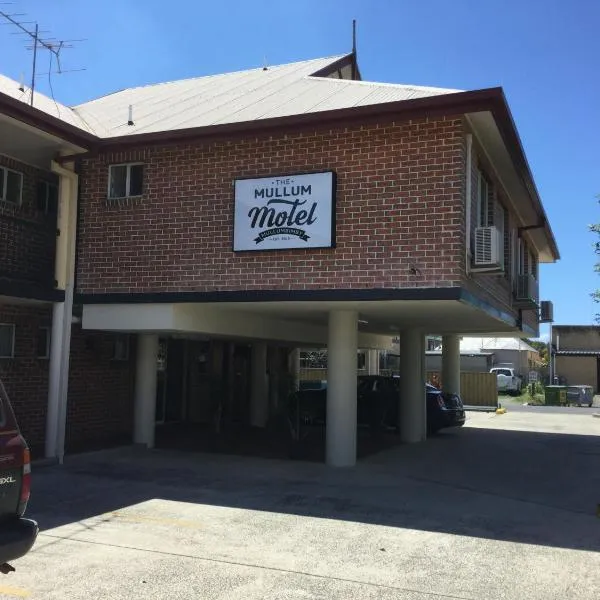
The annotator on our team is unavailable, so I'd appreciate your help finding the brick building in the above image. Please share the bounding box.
[0,52,558,465]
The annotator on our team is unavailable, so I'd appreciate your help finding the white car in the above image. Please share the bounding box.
[490,367,523,396]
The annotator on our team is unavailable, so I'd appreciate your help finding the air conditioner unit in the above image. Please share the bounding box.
[515,274,539,303]
[540,300,554,323]
[473,226,502,267]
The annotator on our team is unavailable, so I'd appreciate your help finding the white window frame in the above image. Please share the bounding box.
[38,181,58,214]
[37,326,51,359]
[0,167,23,206]
[112,334,130,361]
[0,324,16,358]
[107,163,144,199]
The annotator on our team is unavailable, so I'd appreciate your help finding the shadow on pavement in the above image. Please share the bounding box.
[28,425,600,553]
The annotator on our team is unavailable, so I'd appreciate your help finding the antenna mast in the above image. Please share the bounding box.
[351,19,357,80]
[0,7,84,107]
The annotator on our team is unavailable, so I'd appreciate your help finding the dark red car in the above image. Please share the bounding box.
[0,378,38,572]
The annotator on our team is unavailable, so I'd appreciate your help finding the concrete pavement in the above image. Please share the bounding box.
[3,412,600,599]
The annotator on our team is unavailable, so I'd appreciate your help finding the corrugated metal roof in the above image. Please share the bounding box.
[460,337,538,353]
[555,350,600,356]
[0,73,94,133]
[0,54,462,139]
[71,54,460,138]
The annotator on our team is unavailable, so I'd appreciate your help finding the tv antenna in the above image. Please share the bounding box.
[0,4,85,108]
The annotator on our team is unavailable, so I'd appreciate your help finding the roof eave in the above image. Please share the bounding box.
[488,92,560,262]
[0,91,97,150]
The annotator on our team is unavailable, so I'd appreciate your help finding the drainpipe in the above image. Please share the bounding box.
[45,161,78,463]
[465,134,473,276]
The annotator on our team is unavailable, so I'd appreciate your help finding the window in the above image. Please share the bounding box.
[477,172,492,227]
[112,335,130,361]
[475,168,505,268]
[108,164,144,199]
[0,325,15,358]
[37,326,50,359]
[0,167,23,205]
[37,181,58,214]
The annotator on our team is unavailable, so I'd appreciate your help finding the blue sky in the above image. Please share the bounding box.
[1,1,598,337]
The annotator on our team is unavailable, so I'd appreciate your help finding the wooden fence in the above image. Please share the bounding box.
[299,369,498,408]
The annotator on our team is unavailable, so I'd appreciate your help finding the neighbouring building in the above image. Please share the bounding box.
[552,325,600,390]
[0,51,559,466]
[427,336,541,374]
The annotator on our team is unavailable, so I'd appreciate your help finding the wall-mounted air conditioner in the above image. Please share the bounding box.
[473,226,502,267]
[540,300,554,323]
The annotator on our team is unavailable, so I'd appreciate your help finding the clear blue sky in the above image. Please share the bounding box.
[1,1,598,337]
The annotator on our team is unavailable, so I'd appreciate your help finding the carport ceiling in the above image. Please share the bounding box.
[216,299,517,336]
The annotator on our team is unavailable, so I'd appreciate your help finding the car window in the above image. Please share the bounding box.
[494,369,512,376]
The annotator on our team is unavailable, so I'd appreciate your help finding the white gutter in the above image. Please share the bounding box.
[45,160,78,464]
[465,133,473,275]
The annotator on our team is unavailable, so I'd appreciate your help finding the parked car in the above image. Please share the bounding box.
[0,379,38,572]
[490,366,523,396]
[295,375,465,434]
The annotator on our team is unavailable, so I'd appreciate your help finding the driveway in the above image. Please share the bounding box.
[3,411,600,599]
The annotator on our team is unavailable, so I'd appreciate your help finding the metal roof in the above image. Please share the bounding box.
[554,350,600,356]
[460,337,538,354]
[71,54,459,138]
[0,73,93,133]
[0,55,460,139]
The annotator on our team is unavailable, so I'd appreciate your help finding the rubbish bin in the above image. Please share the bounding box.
[545,385,568,406]
[566,385,594,407]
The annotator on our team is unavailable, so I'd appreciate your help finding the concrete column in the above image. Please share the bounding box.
[441,335,461,396]
[326,310,358,467]
[134,334,159,447]
[399,329,426,443]
[250,342,269,427]
[45,303,64,459]
[367,349,379,375]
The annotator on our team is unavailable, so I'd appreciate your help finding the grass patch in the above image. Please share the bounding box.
[498,390,545,406]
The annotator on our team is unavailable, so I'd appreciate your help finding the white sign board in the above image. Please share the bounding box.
[528,371,538,383]
[233,172,335,251]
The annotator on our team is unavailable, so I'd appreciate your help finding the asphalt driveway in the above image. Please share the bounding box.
[3,411,600,599]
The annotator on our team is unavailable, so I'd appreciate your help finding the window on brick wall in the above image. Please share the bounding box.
[112,334,130,361]
[37,181,58,214]
[476,169,505,269]
[108,164,144,199]
[37,326,50,359]
[0,325,15,358]
[0,167,23,205]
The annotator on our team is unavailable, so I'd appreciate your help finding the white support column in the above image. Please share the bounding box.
[250,342,269,428]
[399,329,426,443]
[326,310,358,467]
[441,335,461,396]
[367,349,379,375]
[46,162,78,462]
[134,334,159,448]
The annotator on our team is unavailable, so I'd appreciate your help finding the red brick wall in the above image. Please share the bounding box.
[0,304,51,454]
[0,155,57,288]
[77,117,466,294]
[66,326,135,452]
[462,138,539,336]
[0,303,135,457]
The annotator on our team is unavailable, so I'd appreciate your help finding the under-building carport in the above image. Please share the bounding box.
[82,287,527,467]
